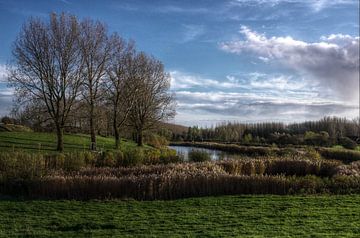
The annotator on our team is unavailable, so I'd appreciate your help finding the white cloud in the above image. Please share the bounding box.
[170,70,358,126]
[174,90,358,126]
[181,25,205,43]
[170,71,239,90]
[170,70,317,93]
[0,64,13,116]
[0,64,8,82]
[220,26,360,101]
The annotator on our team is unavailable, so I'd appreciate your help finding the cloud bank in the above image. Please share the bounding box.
[220,26,359,102]
[170,70,358,126]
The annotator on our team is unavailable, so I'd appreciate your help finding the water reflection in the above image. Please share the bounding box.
[169,145,235,161]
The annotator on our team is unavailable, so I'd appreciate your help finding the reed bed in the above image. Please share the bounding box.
[1,158,356,200]
[3,173,359,200]
[1,150,358,200]
[336,161,360,177]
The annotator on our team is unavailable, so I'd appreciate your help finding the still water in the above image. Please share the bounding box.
[169,145,236,161]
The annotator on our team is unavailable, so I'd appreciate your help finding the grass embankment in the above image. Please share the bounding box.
[0,131,137,153]
[0,195,359,237]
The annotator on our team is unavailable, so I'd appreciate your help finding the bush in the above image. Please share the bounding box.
[96,151,117,167]
[188,150,211,162]
[304,131,330,146]
[122,148,145,166]
[338,137,357,150]
[63,152,85,171]
[304,148,321,160]
[83,151,97,166]
[144,133,169,148]
[159,148,183,164]
[0,152,45,180]
[113,150,125,166]
[319,148,360,163]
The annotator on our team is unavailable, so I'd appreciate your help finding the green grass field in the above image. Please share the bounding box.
[0,131,138,153]
[0,195,359,237]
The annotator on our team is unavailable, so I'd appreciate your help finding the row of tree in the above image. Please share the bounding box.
[8,13,175,151]
[183,117,360,145]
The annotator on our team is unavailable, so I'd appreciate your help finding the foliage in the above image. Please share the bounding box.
[338,137,357,150]
[0,152,45,181]
[144,133,169,148]
[304,131,330,146]
[319,148,360,163]
[188,150,211,162]
[178,117,359,147]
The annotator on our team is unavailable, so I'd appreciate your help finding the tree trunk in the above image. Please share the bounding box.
[90,104,96,150]
[137,130,143,146]
[56,125,64,152]
[113,109,120,149]
[114,127,120,149]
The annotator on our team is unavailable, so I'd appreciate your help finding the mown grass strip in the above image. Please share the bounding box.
[0,195,359,237]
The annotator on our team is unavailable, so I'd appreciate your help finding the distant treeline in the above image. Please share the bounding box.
[172,117,359,148]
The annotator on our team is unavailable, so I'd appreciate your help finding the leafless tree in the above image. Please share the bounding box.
[8,13,83,151]
[78,19,111,150]
[105,34,137,149]
[128,52,175,146]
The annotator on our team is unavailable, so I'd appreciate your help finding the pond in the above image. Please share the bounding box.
[169,145,237,161]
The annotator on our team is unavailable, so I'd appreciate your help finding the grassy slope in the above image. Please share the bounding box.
[0,131,138,153]
[0,195,359,237]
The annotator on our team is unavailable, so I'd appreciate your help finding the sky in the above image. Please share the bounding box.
[0,0,359,126]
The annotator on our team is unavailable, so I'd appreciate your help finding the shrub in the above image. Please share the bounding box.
[338,137,357,150]
[304,131,330,146]
[63,152,85,171]
[304,148,321,160]
[0,152,45,180]
[83,151,97,166]
[188,150,211,162]
[144,133,169,148]
[159,148,183,164]
[143,149,161,164]
[319,148,360,163]
[96,151,116,167]
[122,148,145,166]
[113,150,125,166]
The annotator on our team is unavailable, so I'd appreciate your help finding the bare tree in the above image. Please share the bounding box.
[105,34,137,149]
[128,52,175,146]
[8,13,83,151]
[78,19,111,150]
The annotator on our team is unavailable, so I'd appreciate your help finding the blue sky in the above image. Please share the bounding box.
[0,0,359,126]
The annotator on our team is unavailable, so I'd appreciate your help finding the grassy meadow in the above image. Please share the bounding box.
[0,131,138,153]
[1,195,359,237]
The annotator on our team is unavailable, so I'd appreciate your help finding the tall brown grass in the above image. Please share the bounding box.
[1,150,357,200]
[7,173,360,200]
